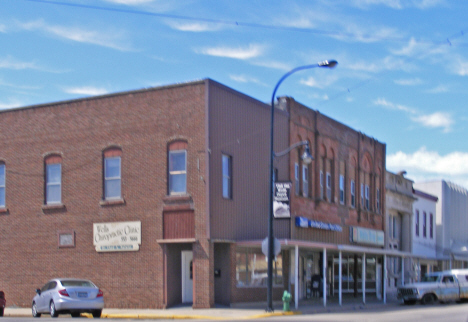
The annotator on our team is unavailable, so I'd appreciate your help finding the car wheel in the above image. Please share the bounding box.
[71,312,81,318]
[49,301,58,318]
[0,308,3,317]
[92,310,102,318]
[404,300,417,305]
[421,294,435,305]
[32,302,41,318]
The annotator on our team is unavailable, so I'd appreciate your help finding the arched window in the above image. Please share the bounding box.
[45,155,62,205]
[0,162,5,208]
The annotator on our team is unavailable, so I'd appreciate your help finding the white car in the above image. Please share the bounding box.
[32,278,104,318]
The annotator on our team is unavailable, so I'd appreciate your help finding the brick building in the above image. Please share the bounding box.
[0,79,389,310]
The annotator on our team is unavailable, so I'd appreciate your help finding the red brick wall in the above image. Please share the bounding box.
[0,81,210,308]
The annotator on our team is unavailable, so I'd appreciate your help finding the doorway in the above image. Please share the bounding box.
[181,251,193,303]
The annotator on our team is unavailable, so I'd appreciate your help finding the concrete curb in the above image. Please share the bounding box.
[81,311,302,320]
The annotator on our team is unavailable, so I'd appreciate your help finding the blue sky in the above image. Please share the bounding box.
[1,0,468,189]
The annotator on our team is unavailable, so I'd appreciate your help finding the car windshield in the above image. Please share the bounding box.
[60,280,95,287]
[421,275,439,282]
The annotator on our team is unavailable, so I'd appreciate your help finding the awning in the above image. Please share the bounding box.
[451,242,468,261]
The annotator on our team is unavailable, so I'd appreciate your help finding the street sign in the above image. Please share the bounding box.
[262,237,281,257]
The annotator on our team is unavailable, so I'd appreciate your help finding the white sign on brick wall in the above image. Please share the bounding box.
[93,221,141,252]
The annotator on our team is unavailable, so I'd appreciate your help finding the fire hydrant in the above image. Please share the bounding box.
[282,290,291,312]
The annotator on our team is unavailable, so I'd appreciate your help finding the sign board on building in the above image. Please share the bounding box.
[93,221,141,252]
[295,216,342,232]
[274,182,291,218]
[350,226,384,246]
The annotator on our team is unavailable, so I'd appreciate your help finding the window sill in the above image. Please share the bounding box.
[100,198,126,206]
[0,207,9,214]
[42,203,66,211]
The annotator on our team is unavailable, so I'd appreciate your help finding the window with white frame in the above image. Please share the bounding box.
[339,175,345,204]
[415,210,420,237]
[236,249,283,287]
[365,185,370,210]
[302,165,308,197]
[104,156,121,199]
[423,211,427,238]
[320,171,324,199]
[430,213,433,239]
[295,163,299,196]
[350,180,355,208]
[46,163,61,204]
[392,215,397,239]
[169,150,187,195]
[0,164,5,207]
[360,184,364,209]
[326,172,332,201]
[222,154,232,199]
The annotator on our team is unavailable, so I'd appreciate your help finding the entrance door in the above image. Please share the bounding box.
[376,263,382,299]
[181,251,193,303]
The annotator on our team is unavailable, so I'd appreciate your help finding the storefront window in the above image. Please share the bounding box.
[236,249,283,287]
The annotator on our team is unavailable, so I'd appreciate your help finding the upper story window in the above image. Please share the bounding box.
[103,148,122,200]
[376,189,380,213]
[365,185,370,210]
[168,141,188,195]
[423,211,427,238]
[430,213,434,239]
[222,154,232,199]
[350,180,355,208]
[326,172,332,202]
[302,165,308,198]
[45,155,62,205]
[415,210,420,237]
[0,163,5,208]
[392,215,397,239]
[339,175,345,204]
[320,171,324,199]
[294,163,299,196]
[360,184,364,209]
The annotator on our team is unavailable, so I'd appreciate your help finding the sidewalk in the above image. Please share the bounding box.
[3,296,402,320]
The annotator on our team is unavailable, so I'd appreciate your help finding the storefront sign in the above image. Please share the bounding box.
[274,182,291,218]
[295,216,342,232]
[350,226,384,246]
[93,221,141,252]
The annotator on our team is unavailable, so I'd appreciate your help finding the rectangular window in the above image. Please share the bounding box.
[295,163,299,196]
[222,154,232,199]
[302,165,308,197]
[169,150,186,195]
[339,175,345,204]
[392,216,397,239]
[104,157,121,199]
[326,172,332,201]
[46,164,61,204]
[430,213,434,239]
[376,189,380,213]
[320,171,324,199]
[0,164,5,207]
[365,185,370,210]
[236,249,283,287]
[360,184,364,209]
[423,212,427,238]
[415,210,420,237]
[350,180,355,208]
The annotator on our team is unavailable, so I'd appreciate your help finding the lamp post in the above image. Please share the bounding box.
[266,60,338,312]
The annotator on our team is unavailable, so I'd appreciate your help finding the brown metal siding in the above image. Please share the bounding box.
[163,211,195,239]
[207,81,290,241]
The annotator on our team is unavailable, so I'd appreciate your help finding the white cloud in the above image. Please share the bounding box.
[394,78,423,86]
[454,58,468,76]
[229,75,267,86]
[167,22,220,32]
[251,60,292,71]
[347,56,415,73]
[425,84,449,93]
[0,98,23,110]
[17,19,132,51]
[351,0,444,9]
[387,147,468,189]
[63,86,108,96]
[0,56,39,70]
[300,75,338,89]
[374,98,453,132]
[411,112,453,133]
[196,44,265,60]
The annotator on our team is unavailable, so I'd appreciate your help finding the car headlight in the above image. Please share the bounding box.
[413,288,419,295]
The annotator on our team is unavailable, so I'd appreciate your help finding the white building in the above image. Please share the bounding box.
[414,180,468,270]
[412,189,438,277]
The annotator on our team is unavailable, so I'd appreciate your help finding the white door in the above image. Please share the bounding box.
[181,251,193,303]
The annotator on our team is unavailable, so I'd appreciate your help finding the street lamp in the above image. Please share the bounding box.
[266,60,338,312]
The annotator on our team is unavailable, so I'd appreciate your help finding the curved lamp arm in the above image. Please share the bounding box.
[274,140,313,164]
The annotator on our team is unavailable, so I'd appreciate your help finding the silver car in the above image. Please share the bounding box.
[32,278,104,318]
